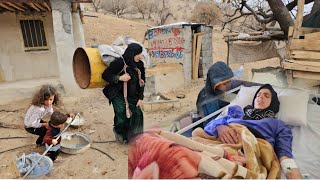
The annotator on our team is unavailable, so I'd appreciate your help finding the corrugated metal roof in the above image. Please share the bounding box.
[148,22,212,30]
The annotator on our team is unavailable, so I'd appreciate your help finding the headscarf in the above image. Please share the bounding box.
[122,43,143,68]
[196,61,234,114]
[243,84,280,120]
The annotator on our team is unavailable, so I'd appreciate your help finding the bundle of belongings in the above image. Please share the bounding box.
[97,36,150,68]
[128,126,281,179]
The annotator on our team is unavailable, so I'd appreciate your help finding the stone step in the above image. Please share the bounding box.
[0,77,61,105]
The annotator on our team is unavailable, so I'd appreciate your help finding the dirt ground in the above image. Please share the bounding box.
[0,11,282,178]
[0,81,204,179]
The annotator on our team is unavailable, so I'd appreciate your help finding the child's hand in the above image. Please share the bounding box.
[42,122,49,129]
[224,151,246,166]
[67,113,75,118]
[52,139,58,145]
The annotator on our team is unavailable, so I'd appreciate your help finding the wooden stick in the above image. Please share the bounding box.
[90,146,115,161]
[0,136,32,140]
[0,144,34,154]
[34,3,46,11]
[192,32,197,80]
[0,3,15,11]
[6,2,24,11]
[28,3,40,11]
[293,0,305,39]
[42,2,51,11]
[194,34,202,80]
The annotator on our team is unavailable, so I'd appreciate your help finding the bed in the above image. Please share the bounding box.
[173,85,320,179]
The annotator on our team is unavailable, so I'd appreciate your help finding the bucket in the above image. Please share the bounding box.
[73,47,107,89]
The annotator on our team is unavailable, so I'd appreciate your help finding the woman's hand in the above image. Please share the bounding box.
[216,125,238,144]
[136,100,142,107]
[119,73,131,82]
[280,156,303,179]
[52,139,58,145]
[286,169,303,179]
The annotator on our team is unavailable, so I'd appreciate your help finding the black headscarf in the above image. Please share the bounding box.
[243,84,280,120]
[122,43,143,68]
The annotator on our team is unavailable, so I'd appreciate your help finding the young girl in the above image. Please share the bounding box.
[24,85,60,146]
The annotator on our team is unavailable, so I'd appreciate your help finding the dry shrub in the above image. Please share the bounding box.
[189,2,222,25]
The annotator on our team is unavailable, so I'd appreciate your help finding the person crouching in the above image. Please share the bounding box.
[43,111,68,162]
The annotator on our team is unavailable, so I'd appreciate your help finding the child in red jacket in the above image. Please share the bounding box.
[43,111,68,162]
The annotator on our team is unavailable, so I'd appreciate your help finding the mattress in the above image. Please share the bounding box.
[291,102,320,179]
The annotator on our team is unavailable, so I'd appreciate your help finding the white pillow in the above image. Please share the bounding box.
[220,86,309,126]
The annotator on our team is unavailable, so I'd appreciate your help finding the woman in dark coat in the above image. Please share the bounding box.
[102,43,145,143]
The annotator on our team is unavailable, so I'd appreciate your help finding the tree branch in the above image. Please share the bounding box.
[243,1,274,24]
[222,12,251,31]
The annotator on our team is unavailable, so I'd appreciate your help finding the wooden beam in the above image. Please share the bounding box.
[0,2,15,11]
[28,2,40,11]
[0,0,50,3]
[42,2,50,11]
[192,33,197,80]
[288,26,294,37]
[13,3,26,9]
[193,34,202,80]
[286,60,320,67]
[299,27,320,36]
[283,61,320,72]
[292,0,305,39]
[72,2,78,12]
[225,35,278,42]
[305,32,320,40]
[290,39,320,51]
[293,70,320,81]
[72,0,92,3]
[225,31,284,38]
[33,3,46,11]
[6,2,24,11]
[291,50,320,60]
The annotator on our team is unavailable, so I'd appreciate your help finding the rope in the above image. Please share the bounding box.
[121,57,144,119]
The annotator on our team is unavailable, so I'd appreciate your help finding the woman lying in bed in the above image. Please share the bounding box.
[204,84,302,179]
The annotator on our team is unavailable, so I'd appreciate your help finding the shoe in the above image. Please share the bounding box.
[123,140,128,145]
[113,128,124,143]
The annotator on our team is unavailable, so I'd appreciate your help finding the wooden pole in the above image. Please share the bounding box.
[227,35,230,66]
[193,34,202,80]
[292,0,305,39]
[192,31,197,80]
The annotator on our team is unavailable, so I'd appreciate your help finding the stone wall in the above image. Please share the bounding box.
[146,23,213,93]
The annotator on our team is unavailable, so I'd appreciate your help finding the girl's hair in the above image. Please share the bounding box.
[31,85,60,106]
